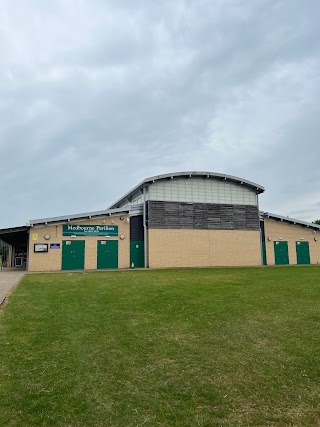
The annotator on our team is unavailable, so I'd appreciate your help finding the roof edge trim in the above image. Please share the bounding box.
[262,212,320,230]
[29,207,133,227]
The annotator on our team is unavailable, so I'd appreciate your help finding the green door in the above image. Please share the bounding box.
[62,240,85,270]
[274,241,289,265]
[296,241,310,264]
[130,241,144,268]
[97,240,118,269]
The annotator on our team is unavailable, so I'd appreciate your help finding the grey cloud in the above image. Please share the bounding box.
[0,0,320,227]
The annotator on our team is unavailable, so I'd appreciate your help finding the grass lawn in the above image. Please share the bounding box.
[0,267,320,427]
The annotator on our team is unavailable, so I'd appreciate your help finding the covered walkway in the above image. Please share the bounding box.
[0,226,29,269]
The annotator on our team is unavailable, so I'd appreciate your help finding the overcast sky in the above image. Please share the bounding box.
[0,0,320,228]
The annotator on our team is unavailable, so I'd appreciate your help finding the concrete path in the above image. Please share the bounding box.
[0,270,26,306]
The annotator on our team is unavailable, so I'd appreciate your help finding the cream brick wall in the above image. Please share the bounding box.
[148,229,262,268]
[28,215,130,272]
[264,218,320,265]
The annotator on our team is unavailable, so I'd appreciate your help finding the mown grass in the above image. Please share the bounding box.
[0,267,320,426]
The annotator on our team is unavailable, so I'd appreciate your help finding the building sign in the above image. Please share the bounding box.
[34,244,48,253]
[50,243,61,249]
[63,224,118,237]
[32,233,38,241]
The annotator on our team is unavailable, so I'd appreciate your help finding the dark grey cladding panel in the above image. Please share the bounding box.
[206,204,221,230]
[179,204,193,228]
[245,206,260,230]
[233,206,247,229]
[147,201,259,230]
[148,201,164,228]
[220,205,234,230]
[194,203,209,229]
[165,202,180,227]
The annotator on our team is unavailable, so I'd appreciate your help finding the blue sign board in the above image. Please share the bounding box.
[50,243,61,249]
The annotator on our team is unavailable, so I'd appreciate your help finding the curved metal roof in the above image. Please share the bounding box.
[109,171,265,208]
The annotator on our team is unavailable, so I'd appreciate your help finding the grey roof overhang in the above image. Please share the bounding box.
[29,207,132,228]
[0,226,29,245]
[261,212,320,230]
[109,171,265,208]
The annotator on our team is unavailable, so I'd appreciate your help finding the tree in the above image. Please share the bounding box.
[313,219,320,225]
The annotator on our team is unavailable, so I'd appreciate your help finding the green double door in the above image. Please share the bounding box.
[296,241,310,264]
[274,241,289,265]
[62,240,85,270]
[97,240,118,269]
